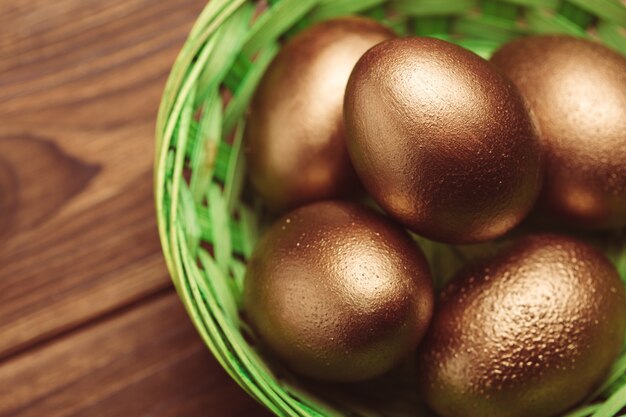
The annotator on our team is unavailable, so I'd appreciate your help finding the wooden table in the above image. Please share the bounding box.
[0,1,272,415]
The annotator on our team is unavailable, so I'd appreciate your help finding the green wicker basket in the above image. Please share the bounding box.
[155,1,626,416]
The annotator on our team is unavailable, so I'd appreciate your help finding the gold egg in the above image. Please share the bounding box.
[491,36,626,230]
[245,17,394,213]
[419,234,626,417]
[344,37,543,244]
[244,201,434,382]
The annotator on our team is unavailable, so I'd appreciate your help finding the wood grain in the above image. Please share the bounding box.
[0,293,272,417]
[0,1,273,416]
[0,0,205,358]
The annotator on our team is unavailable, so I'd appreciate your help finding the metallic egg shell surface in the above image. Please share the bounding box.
[244,201,434,382]
[418,234,626,417]
[245,17,394,213]
[491,36,626,230]
[344,37,543,244]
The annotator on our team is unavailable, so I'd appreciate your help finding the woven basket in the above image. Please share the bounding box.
[155,1,626,416]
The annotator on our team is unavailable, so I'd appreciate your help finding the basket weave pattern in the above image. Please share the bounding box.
[155,1,626,416]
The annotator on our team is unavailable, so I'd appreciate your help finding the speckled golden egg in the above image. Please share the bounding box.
[418,234,626,417]
[344,37,543,244]
[491,36,626,230]
[245,17,394,213]
[244,201,434,382]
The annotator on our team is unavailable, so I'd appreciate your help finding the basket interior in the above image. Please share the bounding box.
[155,1,626,416]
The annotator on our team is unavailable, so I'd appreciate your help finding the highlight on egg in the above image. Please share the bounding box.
[245,17,395,213]
[243,201,434,382]
[418,234,626,417]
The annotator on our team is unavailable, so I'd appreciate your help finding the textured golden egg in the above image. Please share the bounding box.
[491,36,626,230]
[344,37,543,244]
[244,201,434,382]
[418,234,626,417]
[244,17,394,213]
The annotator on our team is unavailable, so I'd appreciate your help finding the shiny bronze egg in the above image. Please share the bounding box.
[344,37,543,244]
[418,234,626,417]
[245,17,394,213]
[491,36,626,230]
[244,201,434,382]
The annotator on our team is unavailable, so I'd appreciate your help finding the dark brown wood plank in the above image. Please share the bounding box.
[0,0,208,358]
[0,1,275,415]
[0,292,273,417]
